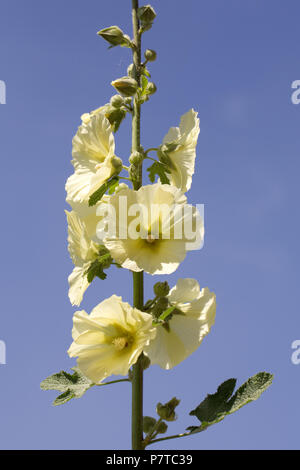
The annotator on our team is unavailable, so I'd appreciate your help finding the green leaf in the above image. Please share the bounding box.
[142,67,151,78]
[88,176,119,206]
[188,372,273,433]
[140,75,149,96]
[40,368,93,406]
[147,161,170,184]
[86,253,113,283]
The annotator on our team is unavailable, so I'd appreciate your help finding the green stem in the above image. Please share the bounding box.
[96,378,130,387]
[147,431,193,447]
[131,0,144,451]
[145,147,158,155]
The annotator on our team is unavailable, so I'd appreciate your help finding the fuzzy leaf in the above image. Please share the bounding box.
[40,368,93,406]
[187,372,273,433]
[86,253,113,283]
[147,161,170,184]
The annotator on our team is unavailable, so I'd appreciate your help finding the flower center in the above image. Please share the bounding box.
[146,234,156,244]
[112,336,130,351]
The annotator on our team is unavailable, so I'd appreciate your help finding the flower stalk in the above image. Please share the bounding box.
[131,0,145,451]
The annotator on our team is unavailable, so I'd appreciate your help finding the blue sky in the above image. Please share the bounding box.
[0,0,300,450]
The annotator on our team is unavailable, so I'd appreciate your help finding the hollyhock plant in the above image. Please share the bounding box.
[41,0,273,451]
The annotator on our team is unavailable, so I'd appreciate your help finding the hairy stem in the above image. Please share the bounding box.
[131,0,145,451]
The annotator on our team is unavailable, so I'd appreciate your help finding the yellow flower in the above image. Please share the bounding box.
[100,183,202,275]
[66,209,101,306]
[144,278,216,369]
[80,104,110,125]
[68,295,156,383]
[162,109,200,193]
[66,112,122,206]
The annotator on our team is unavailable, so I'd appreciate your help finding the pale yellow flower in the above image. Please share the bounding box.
[66,209,101,306]
[66,112,122,206]
[68,295,156,383]
[100,183,202,275]
[162,109,200,193]
[80,104,110,125]
[144,278,216,369]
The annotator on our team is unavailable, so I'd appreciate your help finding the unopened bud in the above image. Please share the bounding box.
[106,107,126,132]
[129,151,144,165]
[156,397,180,421]
[110,94,124,108]
[127,63,135,78]
[146,82,157,95]
[157,421,168,434]
[153,281,170,298]
[152,297,169,318]
[97,26,131,48]
[143,416,156,434]
[144,49,157,62]
[111,156,123,173]
[138,5,157,30]
[111,77,138,97]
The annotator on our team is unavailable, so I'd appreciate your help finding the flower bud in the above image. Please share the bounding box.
[153,281,170,297]
[138,5,157,29]
[127,63,135,78]
[143,416,156,434]
[156,397,180,421]
[106,107,126,132]
[111,77,138,97]
[144,49,157,62]
[157,421,168,434]
[146,82,157,95]
[129,151,144,165]
[124,97,133,106]
[110,94,124,108]
[152,297,169,318]
[111,156,123,173]
[97,26,131,48]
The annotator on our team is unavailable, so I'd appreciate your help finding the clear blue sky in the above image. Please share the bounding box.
[0,0,299,450]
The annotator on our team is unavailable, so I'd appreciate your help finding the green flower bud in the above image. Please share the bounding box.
[129,151,144,165]
[124,97,133,106]
[144,49,157,62]
[157,421,168,434]
[129,164,139,182]
[143,416,157,434]
[110,94,124,108]
[106,107,126,132]
[97,26,131,48]
[152,297,169,318]
[156,397,180,421]
[156,297,169,311]
[138,5,157,29]
[127,63,135,78]
[153,281,170,297]
[146,82,157,95]
[111,156,123,173]
[111,77,138,97]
